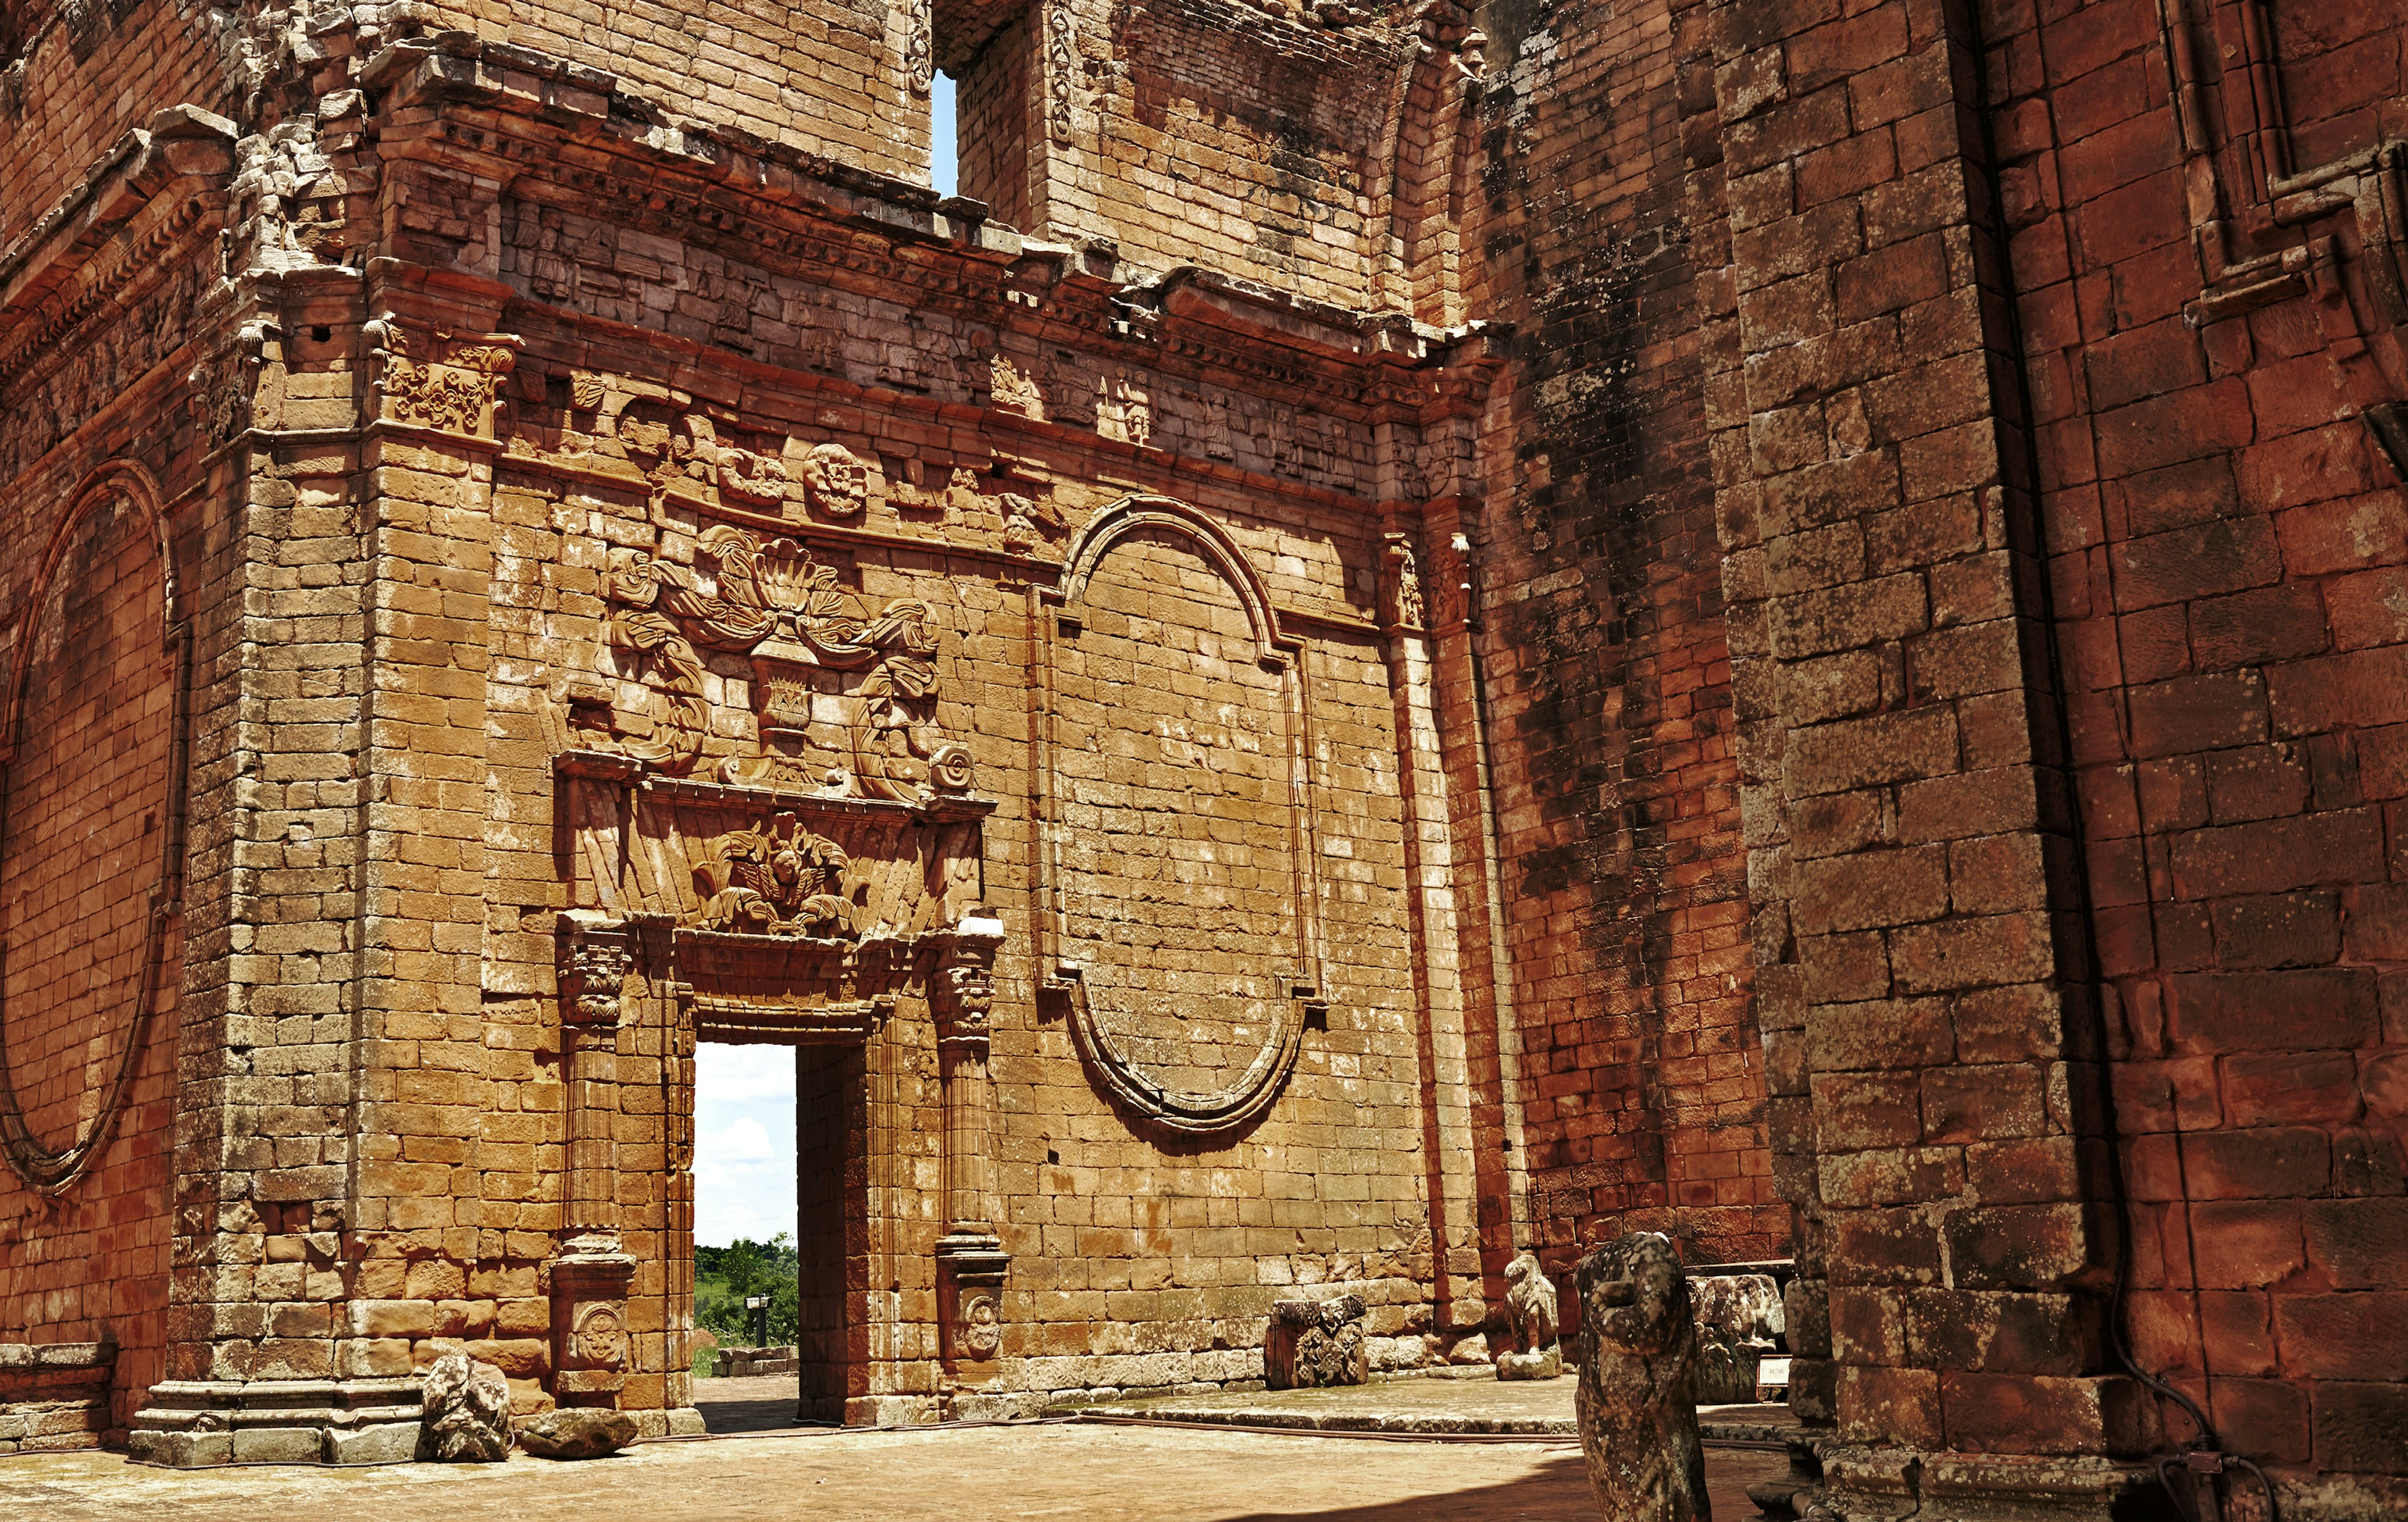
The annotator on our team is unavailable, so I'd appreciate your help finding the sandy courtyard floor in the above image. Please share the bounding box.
[0,1420,1787,1519]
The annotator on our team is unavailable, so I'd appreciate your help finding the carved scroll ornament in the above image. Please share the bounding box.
[1044,0,1078,145]
[604,526,973,798]
[366,318,519,437]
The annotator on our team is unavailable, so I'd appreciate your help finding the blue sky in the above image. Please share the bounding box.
[933,73,958,196]
[692,78,957,1252]
[694,1044,798,1247]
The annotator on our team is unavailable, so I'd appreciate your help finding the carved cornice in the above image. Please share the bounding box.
[0,110,236,397]
[355,35,1501,424]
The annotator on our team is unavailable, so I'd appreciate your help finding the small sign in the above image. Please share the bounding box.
[1756,1356,1792,1387]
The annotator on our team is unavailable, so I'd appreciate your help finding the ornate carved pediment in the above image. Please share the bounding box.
[554,767,996,1045]
[601,527,974,797]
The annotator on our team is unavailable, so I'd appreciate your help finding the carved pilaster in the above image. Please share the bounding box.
[559,910,635,1239]
[935,913,1008,1369]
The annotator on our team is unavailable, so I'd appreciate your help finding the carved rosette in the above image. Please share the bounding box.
[800,442,869,518]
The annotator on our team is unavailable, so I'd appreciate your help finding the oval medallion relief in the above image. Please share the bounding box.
[0,482,181,1193]
[1052,506,1310,1136]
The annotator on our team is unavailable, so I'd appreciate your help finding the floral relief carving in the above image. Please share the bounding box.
[799,441,869,518]
[690,814,862,939]
[904,0,933,94]
[368,318,519,437]
[1045,0,1078,145]
[603,526,973,798]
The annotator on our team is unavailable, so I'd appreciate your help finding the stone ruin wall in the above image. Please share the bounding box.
[0,0,2400,1513]
[0,0,1548,1437]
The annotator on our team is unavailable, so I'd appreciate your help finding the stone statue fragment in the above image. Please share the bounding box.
[417,1351,512,1462]
[515,1407,638,1459]
[1265,1291,1368,1389]
[1575,1232,1709,1522]
[1689,1272,1783,1404]
[1496,1249,1563,1380]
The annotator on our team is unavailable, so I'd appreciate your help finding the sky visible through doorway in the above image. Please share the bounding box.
[693,1045,799,1247]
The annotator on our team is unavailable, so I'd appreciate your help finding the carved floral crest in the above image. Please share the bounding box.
[605,526,973,797]
[367,319,519,437]
[690,814,860,939]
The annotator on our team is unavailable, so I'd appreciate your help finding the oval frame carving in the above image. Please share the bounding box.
[0,462,190,1194]
[1038,496,1322,1138]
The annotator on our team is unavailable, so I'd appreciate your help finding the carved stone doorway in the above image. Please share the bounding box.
[556,752,1004,1429]
[685,1035,862,1427]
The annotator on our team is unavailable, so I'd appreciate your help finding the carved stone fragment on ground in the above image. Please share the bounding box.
[417,1352,512,1462]
[1265,1292,1368,1389]
[1575,1233,1708,1522]
[1495,1250,1561,1380]
[515,1407,637,1459]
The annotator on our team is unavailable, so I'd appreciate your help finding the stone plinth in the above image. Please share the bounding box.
[128,1378,425,1467]
[0,1341,115,1453]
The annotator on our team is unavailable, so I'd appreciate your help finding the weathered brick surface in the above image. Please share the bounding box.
[1468,0,1779,1296]
[0,0,2400,1510]
[0,3,227,248]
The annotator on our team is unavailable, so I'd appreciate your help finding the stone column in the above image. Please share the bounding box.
[934,914,1009,1375]
[1375,520,1488,1341]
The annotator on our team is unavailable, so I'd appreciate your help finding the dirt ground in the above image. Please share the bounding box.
[0,1419,1787,1519]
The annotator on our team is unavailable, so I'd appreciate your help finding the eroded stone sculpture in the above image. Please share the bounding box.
[1496,1250,1562,1380]
[1575,1233,1708,1522]
[1265,1292,1368,1390]
[417,1352,511,1462]
[515,1407,637,1459]
[1690,1272,1783,1405]
[692,815,860,938]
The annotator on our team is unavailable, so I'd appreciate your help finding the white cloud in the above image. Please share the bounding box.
[693,1044,798,1247]
[696,1043,799,1105]
[704,1115,774,1165]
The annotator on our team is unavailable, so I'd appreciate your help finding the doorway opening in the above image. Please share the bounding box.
[688,1041,836,1431]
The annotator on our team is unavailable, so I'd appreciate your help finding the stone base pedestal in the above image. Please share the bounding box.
[1822,1447,2162,1522]
[638,1407,709,1439]
[129,1378,423,1467]
[0,1341,116,1453]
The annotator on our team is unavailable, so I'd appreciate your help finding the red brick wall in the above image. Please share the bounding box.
[0,2,228,247]
[1995,0,2408,1482]
[0,482,179,1434]
[1473,0,1780,1282]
